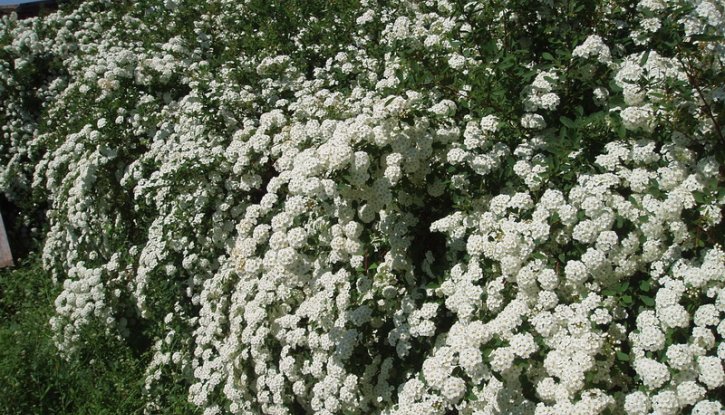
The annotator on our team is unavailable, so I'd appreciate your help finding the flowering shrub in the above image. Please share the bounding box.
[1,0,724,414]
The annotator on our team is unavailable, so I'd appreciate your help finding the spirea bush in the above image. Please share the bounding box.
[1,0,724,414]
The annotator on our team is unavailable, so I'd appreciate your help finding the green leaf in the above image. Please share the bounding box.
[639,280,651,292]
[640,295,655,307]
[560,116,575,128]
[639,51,650,66]
[608,79,623,92]
[500,56,515,70]
[542,52,555,61]
[532,252,547,261]
[693,192,706,204]
[615,215,625,229]
[689,34,725,42]
[616,351,630,362]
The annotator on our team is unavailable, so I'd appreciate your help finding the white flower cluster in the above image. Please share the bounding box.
[523,70,560,112]
[572,35,612,64]
[1,0,723,414]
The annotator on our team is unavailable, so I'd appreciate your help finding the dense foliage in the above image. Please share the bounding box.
[1,0,724,414]
[0,256,197,414]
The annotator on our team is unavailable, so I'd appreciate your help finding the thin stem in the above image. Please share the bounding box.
[676,53,725,146]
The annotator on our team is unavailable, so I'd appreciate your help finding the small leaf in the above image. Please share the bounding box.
[616,351,630,362]
[639,280,651,292]
[616,123,626,139]
[532,252,547,261]
[640,295,655,307]
[689,34,724,42]
[542,52,555,61]
[608,79,623,92]
[693,192,706,204]
[560,116,575,128]
[549,212,561,224]
[639,51,650,66]
[616,215,625,229]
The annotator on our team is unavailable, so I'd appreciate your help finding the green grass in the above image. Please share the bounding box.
[0,255,165,415]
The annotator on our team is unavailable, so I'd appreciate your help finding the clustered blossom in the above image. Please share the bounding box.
[522,70,560,112]
[1,0,724,414]
[572,34,612,64]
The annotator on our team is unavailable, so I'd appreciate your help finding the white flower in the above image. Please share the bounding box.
[448,53,466,70]
[638,0,665,11]
[620,105,655,132]
[624,391,650,415]
[676,381,706,406]
[572,34,612,64]
[666,344,693,370]
[440,377,466,403]
[521,113,547,130]
[651,390,679,415]
[489,347,515,372]
[539,93,560,111]
[624,392,650,415]
[429,99,457,116]
[565,260,588,283]
[480,115,500,133]
[510,332,537,358]
[466,235,486,257]
[634,357,670,389]
[458,347,483,377]
[694,304,720,327]
[657,305,690,329]
[697,355,724,389]
[356,9,375,25]
[691,400,723,415]
[593,87,609,105]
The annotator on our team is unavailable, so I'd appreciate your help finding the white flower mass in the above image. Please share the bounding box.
[0,0,724,414]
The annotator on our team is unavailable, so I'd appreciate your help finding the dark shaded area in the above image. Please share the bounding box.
[0,257,154,415]
[0,195,44,262]
[0,0,65,19]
